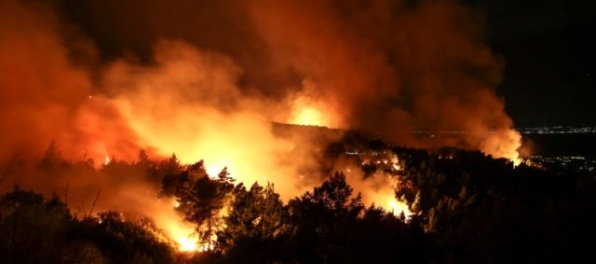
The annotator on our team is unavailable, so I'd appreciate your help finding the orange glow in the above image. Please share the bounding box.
[0,0,537,256]
[286,79,340,128]
[364,175,412,219]
[150,198,223,252]
[169,224,199,252]
[480,128,522,165]
[290,106,327,127]
[150,198,201,252]
[341,156,413,219]
[104,41,320,202]
[387,197,412,218]
[288,96,337,128]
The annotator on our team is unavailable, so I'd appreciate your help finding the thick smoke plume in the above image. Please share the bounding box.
[56,0,520,159]
[1,0,521,250]
[244,0,520,159]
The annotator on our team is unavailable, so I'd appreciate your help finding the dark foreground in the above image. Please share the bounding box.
[1,137,595,263]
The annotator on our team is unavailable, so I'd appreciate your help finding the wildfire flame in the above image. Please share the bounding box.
[287,79,340,128]
[0,0,530,256]
[290,106,327,127]
[364,175,413,219]
[152,199,200,252]
[172,226,199,252]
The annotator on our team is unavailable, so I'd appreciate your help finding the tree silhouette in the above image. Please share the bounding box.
[170,162,234,247]
[215,182,289,263]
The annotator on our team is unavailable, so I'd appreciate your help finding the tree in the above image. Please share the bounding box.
[171,163,235,247]
[0,187,102,263]
[217,182,289,262]
[38,140,68,170]
[284,172,364,263]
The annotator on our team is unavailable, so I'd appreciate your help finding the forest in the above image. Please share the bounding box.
[1,134,595,264]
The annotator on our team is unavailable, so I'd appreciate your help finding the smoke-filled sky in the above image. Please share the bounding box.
[65,0,596,127]
[1,0,593,163]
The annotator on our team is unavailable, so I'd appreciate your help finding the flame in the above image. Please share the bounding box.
[343,157,413,220]
[139,198,200,252]
[290,106,327,127]
[171,226,199,252]
[387,198,412,218]
[367,181,412,219]
[0,0,536,257]
[479,128,523,165]
[153,198,221,252]
[287,79,340,128]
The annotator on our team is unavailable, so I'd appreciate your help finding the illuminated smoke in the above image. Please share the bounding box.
[0,0,91,160]
[287,79,341,127]
[338,157,413,218]
[245,0,521,161]
[101,40,318,200]
[54,0,521,159]
[1,0,524,252]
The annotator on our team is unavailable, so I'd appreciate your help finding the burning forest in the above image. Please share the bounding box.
[1,0,594,263]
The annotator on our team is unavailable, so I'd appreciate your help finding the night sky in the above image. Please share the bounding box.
[480,0,595,126]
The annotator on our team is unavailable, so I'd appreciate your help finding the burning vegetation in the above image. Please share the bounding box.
[2,0,593,262]
[2,139,595,263]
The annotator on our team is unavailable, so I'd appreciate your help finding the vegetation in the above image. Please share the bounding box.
[1,137,595,263]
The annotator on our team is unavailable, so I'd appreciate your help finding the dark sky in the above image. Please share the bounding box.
[479,0,596,126]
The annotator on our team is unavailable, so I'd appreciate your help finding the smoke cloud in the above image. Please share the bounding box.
[244,0,520,159]
[55,0,520,158]
[1,0,521,248]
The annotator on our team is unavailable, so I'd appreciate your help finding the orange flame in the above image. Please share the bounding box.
[287,79,340,128]
[151,198,200,252]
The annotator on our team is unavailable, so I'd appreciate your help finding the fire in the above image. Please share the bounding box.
[139,198,201,252]
[171,226,199,252]
[290,106,327,127]
[480,128,523,166]
[366,182,412,219]
[343,159,413,220]
[286,79,340,128]
[0,0,542,259]
[387,198,412,218]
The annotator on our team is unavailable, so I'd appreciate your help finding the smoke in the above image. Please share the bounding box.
[101,39,320,200]
[1,0,522,250]
[245,0,521,159]
[0,0,87,159]
[0,0,141,162]
[57,0,520,158]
